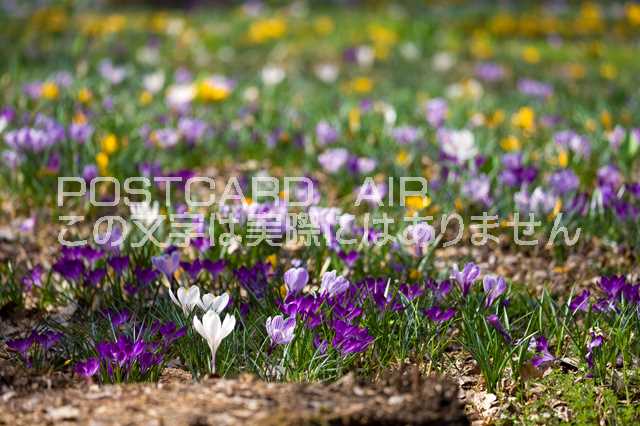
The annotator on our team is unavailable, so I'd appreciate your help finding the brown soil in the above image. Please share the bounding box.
[0,367,468,426]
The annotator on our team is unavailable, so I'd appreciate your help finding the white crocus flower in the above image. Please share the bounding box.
[193,311,236,374]
[261,65,285,86]
[143,71,165,94]
[200,292,229,314]
[166,83,195,108]
[169,286,201,315]
[440,129,478,163]
[130,201,160,227]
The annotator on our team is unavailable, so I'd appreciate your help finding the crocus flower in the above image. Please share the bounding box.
[338,250,359,267]
[332,320,374,356]
[424,306,456,323]
[202,259,226,278]
[108,256,129,275]
[451,262,480,297]
[483,275,507,308]
[315,121,338,145]
[426,278,452,301]
[37,331,63,351]
[438,128,477,163]
[486,314,511,343]
[152,251,180,277]
[598,275,625,300]
[200,292,229,313]
[586,332,604,369]
[169,286,201,315]
[517,78,553,99]
[462,174,492,205]
[74,358,100,378]
[391,125,419,145]
[6,337,33,358]
[474,62,505,82]
[284,267,309,295]
[21,265,43,290]
[530,336,555,369]
[318,148,349,173]
[425,98,448,127]
[105,309,130,327]
[135,267,159,286]
[265,315,296,346]
[192,311,236,374]
[180,260,203,280]
[549,169,579,195]
[52,258,85,281]
[404,222,435,257]
[399,283,424,301]
[569,290,590,313]
[319,270,350,297]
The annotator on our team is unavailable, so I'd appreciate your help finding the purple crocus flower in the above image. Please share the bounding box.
[332,320,374,356]
[474,62,506,82]
[486,314,511,343]
[405,222,435,257]
[586,332,603,369]
[21,265,44,291]
[74,358,100,378]
[159,322,186,345]
[6,337,34,358]
[338,250,359,267]
[69,122,94,144]
[235,262,272,299]
[178,117,208,144]
[425,98,448,128]
[391,126,419,145]
[569,290,590,313]
[80,246,104,265]
[108,256,129,275]
[315,121,339,145]
[180,260,203,280]
[320,270,350,297]
[313,335,328,354]
[597,165,622,191]
[363,277,403,311]
[451,262,480,297]
[139,352,163,374]
[284,267,309,295]
[85,267,106,287]
[399,283,425,301]
[424,306,456,323]
[517,78,553,99]
[598,275,626,300]
[462,174,492,205]
[483,275,507,308]
[549,169,579,195]
[52,258,85,281]
[318,148,349,173]
[105,309,131,327]
[202,259,226,279]
[265,315,296,346]
[151,251,181,277]
[622,283,640,304]
[135,267,159,286]
[607,125,625,150]
[530,336,555,369]
[426,278,452,301]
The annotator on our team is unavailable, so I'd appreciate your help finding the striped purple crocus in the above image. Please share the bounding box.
[265,315,296,346]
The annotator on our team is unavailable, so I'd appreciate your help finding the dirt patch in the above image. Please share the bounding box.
[0,368,468,425]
